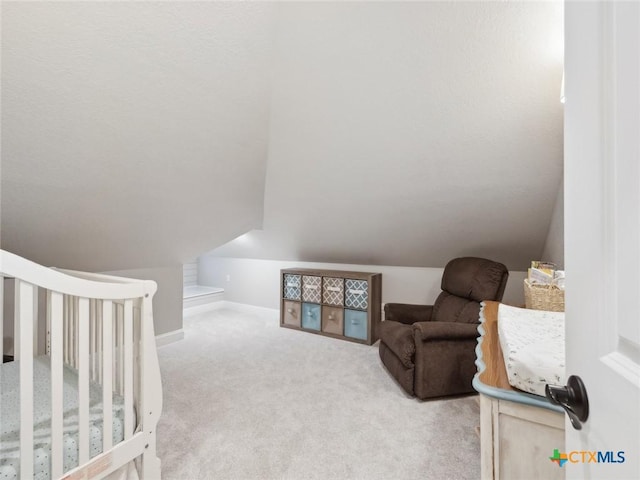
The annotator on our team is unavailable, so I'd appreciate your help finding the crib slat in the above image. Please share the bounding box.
[103,300,113,450]
[0,276,4,360]
[120,305,124,395]
[113,308,118,392]
[78,297,90,464]
[32,286,38,356]
[46,291,51,355]
[70,296,75,367]
[133,306,141,407]
[50,291,64,478]
[91,299,97,382]
[14,281,20,359]
[124,299,134,439]
[17,280,34,479]
[63,295,69,365]
[119,306,124,396]
[117,304,124,395]
[98,301,103,385]
[75,297,79,367]
[74,297,79,368]
[70,296,75,368]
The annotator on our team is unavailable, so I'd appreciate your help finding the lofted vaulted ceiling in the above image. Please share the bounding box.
[2,1,563,273]
[209,1,565,272]
[1,1,273,271]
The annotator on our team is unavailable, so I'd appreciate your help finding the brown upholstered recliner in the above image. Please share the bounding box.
[379,257,508,399]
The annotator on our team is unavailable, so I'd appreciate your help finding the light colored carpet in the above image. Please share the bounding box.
[156,307,480,479]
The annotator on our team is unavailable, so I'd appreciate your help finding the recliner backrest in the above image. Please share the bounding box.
[432,257,509,324]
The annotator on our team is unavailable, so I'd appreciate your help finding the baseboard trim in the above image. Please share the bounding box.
[183,301,225,317]
[183,290,225,309]
[156,329,185,348]
[222,301,279,320]
[183,301,279,320]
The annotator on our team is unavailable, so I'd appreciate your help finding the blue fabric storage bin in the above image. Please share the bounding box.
[301,303,321,331]
[344,309,368,340]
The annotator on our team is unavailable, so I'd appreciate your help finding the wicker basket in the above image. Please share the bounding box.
[523,279,565,312]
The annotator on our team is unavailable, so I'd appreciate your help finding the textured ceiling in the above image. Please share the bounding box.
[210,1,564,271]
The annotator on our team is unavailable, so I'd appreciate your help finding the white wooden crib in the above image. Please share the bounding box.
[0,249,162,479]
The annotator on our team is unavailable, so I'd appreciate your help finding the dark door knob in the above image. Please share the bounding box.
[545,375,589,430]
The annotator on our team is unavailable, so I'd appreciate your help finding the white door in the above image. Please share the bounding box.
[565,2,640,479]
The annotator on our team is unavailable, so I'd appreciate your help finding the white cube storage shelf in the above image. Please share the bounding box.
[280,268,382,345]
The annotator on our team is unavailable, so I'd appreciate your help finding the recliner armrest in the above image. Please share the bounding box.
[384,303,433,325]
[413,321,479,342]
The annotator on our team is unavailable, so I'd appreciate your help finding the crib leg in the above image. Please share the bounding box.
[141,446,161,479]
[140,291,163,479]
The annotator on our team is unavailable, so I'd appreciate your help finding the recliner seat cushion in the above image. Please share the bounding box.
[378,320,415,368]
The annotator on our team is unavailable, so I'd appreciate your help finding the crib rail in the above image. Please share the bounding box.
[0,250,162,479]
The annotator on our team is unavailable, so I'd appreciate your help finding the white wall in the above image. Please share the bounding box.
[541,179,565,268]
[199,256,527,311]
[1,2,273,271]
[209,1,564,272]
[105,266,183,336]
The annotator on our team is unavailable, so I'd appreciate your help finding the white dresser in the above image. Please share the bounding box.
[473,301,566,480]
